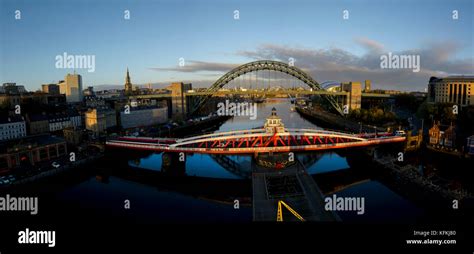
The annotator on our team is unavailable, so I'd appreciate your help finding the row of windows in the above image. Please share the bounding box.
[436,98,471,105]
[0,133,26,140]
[0,124,26,129]
[0,130,26,134]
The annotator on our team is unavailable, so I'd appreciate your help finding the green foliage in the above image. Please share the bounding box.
[394,94,420,112]
[416,102,456,124]
[349,107,396,125]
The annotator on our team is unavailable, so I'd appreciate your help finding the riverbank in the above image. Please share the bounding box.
[138,115,231,138]
[373,155,473,203]
[0,153,104,190]
[295,106,385,133]
[425,144,473,159]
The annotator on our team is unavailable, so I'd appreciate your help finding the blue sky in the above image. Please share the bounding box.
[0,0,473,91]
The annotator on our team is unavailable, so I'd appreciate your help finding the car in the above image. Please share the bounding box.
[52,162,60,168]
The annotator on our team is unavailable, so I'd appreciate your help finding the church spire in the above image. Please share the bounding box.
[125,67,132,94]
[126,67,131,84]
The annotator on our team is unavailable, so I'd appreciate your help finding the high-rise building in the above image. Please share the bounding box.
[59,74,83,103]
[124,68,133,95]
[428,76,474,106]
[364,80,371,92]
[42,84,60,95]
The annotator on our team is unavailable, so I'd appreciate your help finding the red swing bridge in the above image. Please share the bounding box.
[106,108,406,154]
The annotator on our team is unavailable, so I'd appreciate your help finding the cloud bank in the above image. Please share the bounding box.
[150,38,473,91]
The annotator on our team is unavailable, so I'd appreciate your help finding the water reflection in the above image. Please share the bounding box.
[111,98,423,222]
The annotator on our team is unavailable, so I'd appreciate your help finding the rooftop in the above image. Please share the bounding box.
[0,134,65,153]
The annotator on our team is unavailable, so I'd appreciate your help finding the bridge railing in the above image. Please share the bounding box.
[177,128,266,143]
[285,128,357,135]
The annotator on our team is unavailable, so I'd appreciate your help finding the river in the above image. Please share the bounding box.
[45,99,427,223]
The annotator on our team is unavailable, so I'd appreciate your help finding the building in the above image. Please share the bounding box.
[48,114,72,132]
[0,94,20,108]
[428,122,456,148]
[467,135,474,155]
[0,92,66,110]
[341,81,362,111]
[48,111,81,132]
[59,74,83,103]
[0,83,25,108]
[0,135,67,173]
[364,80,371,92]
[84,96,106,108]
[0,116,27,141]
[0,83,27,95]
[443,125,456,148]
[42,84,60,95]
[428,76,474,106]
[264,107,285,134]
[120,106,168,129]
[167,82,192,120]
[63,127,83,145]
[69,111,82,128]
[124,68,133,95]
[85,107,117,136]
[428,122,441,145]
[25,113,49,135]
[83,86,95,97]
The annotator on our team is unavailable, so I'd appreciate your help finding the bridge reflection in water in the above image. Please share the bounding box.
[107,108,404,222]
[108,150,370,222]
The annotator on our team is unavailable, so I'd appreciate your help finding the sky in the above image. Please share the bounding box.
[0,0,473,91]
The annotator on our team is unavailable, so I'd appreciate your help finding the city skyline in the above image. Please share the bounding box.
[0,0,473,92]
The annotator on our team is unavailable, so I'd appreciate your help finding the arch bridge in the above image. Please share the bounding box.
[190,60,343,115]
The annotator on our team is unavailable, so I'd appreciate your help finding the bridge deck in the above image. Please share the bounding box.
[252,159,340,222]
[106,129,406,155]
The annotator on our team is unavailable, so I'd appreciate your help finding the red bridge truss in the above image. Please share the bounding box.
[106,128,406,154]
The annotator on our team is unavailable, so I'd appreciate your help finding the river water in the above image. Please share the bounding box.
[53,99,425,223]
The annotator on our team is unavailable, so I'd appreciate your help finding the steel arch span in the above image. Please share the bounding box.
[190,60,344,115]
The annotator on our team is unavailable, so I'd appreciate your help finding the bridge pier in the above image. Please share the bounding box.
[252,158,340,222]
[161,152,186,176]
